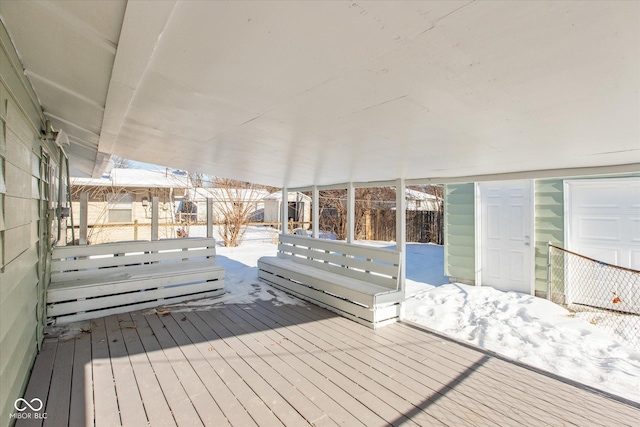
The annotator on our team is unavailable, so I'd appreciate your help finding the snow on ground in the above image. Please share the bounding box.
[181,226,640,403]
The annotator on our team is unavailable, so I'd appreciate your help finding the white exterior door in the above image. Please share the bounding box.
[479,180,533,294]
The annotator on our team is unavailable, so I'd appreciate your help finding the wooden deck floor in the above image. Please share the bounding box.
[16,299,639,427]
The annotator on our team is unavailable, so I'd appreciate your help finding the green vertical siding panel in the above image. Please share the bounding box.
[444,183,475,283]
[534,179,564,294]
[0,19,51,427]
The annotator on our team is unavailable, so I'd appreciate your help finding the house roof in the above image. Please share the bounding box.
[2,1,638,187]
[71,168,190,189]
[263,191,313,201]
[187,187,270,202]
[405,188,439,201]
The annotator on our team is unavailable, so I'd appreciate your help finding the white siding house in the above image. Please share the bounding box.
[186,187,269,223]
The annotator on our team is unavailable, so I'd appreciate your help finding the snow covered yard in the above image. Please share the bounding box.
[178,226,640,404]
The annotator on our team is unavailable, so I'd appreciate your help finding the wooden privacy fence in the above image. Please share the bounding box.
[320,209,443,244]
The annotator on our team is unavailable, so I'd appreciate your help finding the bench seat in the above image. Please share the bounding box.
[258,234,403,328]
[47,238,225,324]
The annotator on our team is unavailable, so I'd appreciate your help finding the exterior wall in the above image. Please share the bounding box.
[194,200,264,223]
[444,183,475,283]
[0,20,61,426]
[533,179,565,296]
[71,187,174,225]
[446,176,639,297]
[264,194,312,227]
[264,199,280,224]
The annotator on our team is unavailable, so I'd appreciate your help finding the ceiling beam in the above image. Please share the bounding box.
[98,0,176,164]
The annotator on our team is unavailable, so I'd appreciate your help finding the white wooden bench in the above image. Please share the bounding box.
[47,238,225,324]
[258,234,403,328]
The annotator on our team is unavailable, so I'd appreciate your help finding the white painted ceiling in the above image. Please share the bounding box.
[1,1,638,187]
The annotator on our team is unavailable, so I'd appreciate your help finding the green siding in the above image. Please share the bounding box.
[444,183,475,283]
[534,179,565,295]
[0,19,58,427]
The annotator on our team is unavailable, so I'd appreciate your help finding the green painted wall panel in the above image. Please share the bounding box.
[0,262,38,345]
[445,265,475,280]
[534,179,564,293]
[0,296,36,377]
[0,24,43,130]
[0,326,37,423]
[444,183,475,282]
[0,19,53,427]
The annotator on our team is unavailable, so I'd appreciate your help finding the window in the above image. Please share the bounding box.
[107,192,133,223]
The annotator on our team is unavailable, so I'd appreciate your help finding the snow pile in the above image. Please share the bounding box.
[404,283,640,402]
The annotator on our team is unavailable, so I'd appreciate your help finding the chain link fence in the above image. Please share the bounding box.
[548,244,640,350]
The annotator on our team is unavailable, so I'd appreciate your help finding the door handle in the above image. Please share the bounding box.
[524,235,530,246]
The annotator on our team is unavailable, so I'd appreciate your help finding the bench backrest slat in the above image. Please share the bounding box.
[279,234,399,263]
[276,243,399,278]
[51,238,218,283]
[52,238,215,258]
[277,235,400,291]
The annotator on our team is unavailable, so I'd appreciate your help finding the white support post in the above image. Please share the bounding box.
[206,197,213,238]
[347,182,355,243]
[79,192,88,245]
[312,185,319,238]
[281,187,289,234]
[151,196,159,241]
[396,178,406,296]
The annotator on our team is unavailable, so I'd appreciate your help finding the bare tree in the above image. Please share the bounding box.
[210,178,267,247]
[318,189,347,239]
[318,186,443,243]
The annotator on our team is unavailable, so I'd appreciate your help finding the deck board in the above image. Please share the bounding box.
[133,312,205,426]
[90,318,121,427]
[155,312,258,427]
[42,338,74,427]
[186,310,287,426]
[19,298,640,426]
[381,320,627,426]
[304,309,563,427]
[16,339,57,427]
[116,313,176,427]
[252,300,485,427]
[103,315,149,427]
[222,306,365,427]
[68,332,93,427]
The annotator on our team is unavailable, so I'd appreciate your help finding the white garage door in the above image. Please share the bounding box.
[566,178,640,270]
[566,178,640,313]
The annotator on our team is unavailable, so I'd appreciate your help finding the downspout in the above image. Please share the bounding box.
[66,156,75,244]
[56,147,65,243]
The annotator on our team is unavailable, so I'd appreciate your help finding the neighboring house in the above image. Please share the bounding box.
[185,187,270,223]
[444,175,640,298]
[404,188,442,211]
[263,191,312,228]
[71,168,191,226]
